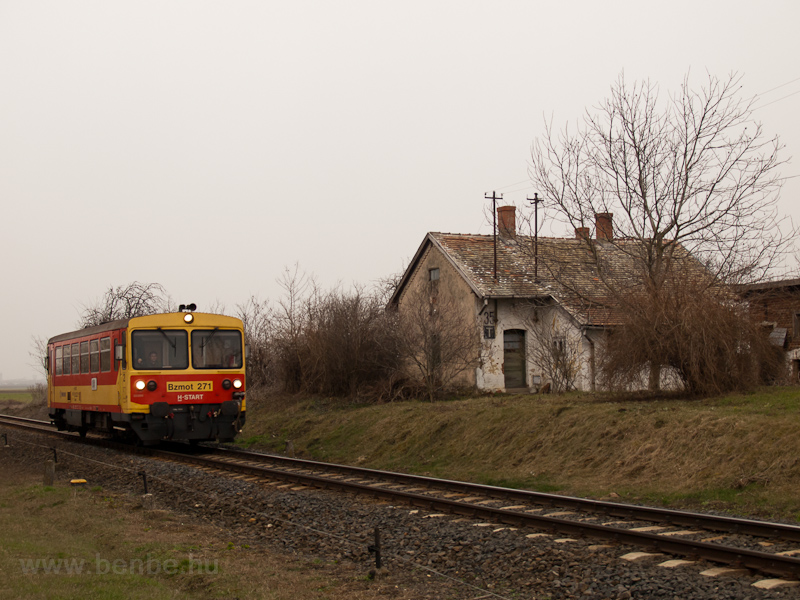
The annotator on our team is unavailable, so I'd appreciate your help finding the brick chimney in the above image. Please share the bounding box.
[497,206,516,239]
[575,227,590,240]
[595,213,613,241]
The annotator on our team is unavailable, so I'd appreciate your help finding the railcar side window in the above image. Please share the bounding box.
[62,345,71,375]
[71,343,80,374]
[90,339,100,373]
[100,337,111,372]
[131,330,189,370]
[55,347,63,376]
[80,341,90,374]
[191,330,243,369]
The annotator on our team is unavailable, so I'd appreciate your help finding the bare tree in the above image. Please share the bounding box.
[393,282,480,401]
[28,335,49,379]
[530,72,793,285]
[79,282,171,328]
[526,72,795,394]
[517,304,581,393]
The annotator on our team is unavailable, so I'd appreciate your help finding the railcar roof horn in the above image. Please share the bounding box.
[179,303,197,323]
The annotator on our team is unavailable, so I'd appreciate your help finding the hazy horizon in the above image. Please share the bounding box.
[2,0,798,380]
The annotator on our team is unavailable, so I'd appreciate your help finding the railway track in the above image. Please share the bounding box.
[3,413,800,584]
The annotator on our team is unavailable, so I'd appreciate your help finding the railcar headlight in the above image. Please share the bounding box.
[222,379,232,390]
[147,380,157,391]
[232,379,243,389]
[135,380,146,391]
[183,313,194,324]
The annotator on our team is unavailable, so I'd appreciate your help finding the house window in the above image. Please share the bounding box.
[794,312,800,339]
[428,267,440,306]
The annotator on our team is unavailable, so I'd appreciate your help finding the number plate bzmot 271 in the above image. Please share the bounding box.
[166,381,214,393]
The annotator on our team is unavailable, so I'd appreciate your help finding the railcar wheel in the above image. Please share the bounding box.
[78,427,88,439]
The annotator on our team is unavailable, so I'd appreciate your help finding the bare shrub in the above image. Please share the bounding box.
[234,296,277,394]
[261,266,401,399]
[27,382,47,404]
[392,281,480,401]
[517,304,581,393]
[599,268,780,395]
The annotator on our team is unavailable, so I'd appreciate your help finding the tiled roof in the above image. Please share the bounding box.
[422,232,704,327]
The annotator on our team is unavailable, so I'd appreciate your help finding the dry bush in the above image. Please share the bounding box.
[599,270,781,395]
[248,266,401,400]
[234,296,278,394]
[391,282,480,401]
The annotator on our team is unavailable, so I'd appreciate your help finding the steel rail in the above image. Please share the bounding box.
[146,446,800,579]
[207,446,800,543]
[4,414,800,578]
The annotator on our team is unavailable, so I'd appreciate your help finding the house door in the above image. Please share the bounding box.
[503,329,526,389]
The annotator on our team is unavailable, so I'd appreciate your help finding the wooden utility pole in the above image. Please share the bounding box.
[485,191,502,281]
[528,193,543,281]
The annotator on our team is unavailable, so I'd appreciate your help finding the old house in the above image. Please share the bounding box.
[388,207,633,393]
[737,278,800,383]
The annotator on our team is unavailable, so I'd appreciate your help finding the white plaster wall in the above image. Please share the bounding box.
[475,300,593,392]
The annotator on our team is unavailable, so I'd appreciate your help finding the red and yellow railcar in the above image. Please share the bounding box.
[47,311,246,444]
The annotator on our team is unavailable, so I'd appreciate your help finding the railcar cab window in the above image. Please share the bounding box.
[132,330,189,370]
[191,330,242,369]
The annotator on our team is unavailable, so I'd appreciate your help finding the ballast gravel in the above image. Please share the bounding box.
[3,429,800,600]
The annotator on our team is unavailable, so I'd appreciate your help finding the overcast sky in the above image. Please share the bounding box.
[1,0,798,382]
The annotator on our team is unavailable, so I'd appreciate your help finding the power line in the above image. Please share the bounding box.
[495,179,529,190]
[757,76,800,97]
[753,88,800,111]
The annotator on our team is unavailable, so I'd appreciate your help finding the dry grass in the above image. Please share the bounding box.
[0,462,433,600]
[239,388,800,521]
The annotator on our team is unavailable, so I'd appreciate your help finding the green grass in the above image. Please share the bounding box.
[0,390,33,403]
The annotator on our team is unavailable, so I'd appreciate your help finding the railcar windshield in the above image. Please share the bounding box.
[132,330,189,370]
[191,330,243,369]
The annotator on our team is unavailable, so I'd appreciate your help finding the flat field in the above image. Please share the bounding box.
[0,388,33,403]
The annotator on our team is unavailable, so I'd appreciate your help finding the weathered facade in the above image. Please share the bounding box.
[388,207,626,393]
[737,278,800,384]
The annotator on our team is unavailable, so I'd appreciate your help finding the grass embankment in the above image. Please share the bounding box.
[239,387,800,522]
